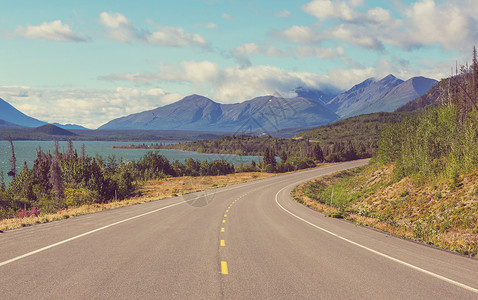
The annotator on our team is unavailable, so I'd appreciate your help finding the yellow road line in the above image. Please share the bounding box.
[221,261,228,274]
[222,220,226,223]
[224,214,227,217]
[221,227,225,232]
[220,240,225,246]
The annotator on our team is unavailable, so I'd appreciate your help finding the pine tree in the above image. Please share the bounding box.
[49,141,64,203]
[280,150,288,163]
[0,169,5,192]
[67,139,75,159]
[81,144,86,161]
[312,144,324,162]
[8,136,16,179]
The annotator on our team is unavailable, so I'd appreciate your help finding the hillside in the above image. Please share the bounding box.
[294,112,408,143]
[396,77,445,112]
[0,119,22,128]
[33,124,76,136]
[293,163,478,256]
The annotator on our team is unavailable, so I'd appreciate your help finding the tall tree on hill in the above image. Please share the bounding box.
[263,147,276,167]
[1,169,5,192]
[280,150,288,163]
[8,136,16,179]
[312,144,324,162]
[66,139,75,159]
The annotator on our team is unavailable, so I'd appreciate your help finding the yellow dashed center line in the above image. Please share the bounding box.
[221,261,228,274]
[219,193,252,275]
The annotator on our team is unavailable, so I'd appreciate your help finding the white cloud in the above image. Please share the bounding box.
[147,27,207,47]
[279,25,321,43]
[366,7,391,24]
[204,22,218,29]
[221,13,235,20]
[14,20,87,42]
[100,60,396,102]
[293,45,344,59]
[99,12,209,48]
[401,0,478,51]
[296,0,478,52]
[99,12,130,28]
[233,43,285,57]
[303,0,357,21]
[274,10,291,18]
[233,43,343,64]
[0,86,182,128]
[327,24,383,50]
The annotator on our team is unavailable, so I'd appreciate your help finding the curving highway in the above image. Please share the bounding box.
[1,159,477,299]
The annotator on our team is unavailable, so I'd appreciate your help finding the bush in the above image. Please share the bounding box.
[64,188,101,207]
[262,164,276,173]
[287,157,316,170]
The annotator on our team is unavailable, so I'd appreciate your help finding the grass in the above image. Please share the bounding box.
[292,163,478,257]
[0,172,274,232]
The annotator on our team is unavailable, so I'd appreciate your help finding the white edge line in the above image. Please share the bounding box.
[275,181,478,294]
[0,201,184,267]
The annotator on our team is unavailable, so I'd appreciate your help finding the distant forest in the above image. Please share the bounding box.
[118,134,374,163]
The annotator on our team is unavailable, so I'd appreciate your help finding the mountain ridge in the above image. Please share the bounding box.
[327,75,437,118]
[99,94,340,132]
[0,97,46,127]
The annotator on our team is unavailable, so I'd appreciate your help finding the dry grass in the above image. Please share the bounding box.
[293,164,478,256]
[0,172,274,232]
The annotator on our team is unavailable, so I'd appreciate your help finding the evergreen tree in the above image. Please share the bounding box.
[312,144,324,162]
[280,150,288,163]
[0,169,5,192]
[49,141,64,203]
[263,147,276,167]
[8,136,16,179]
[67,139,75,159]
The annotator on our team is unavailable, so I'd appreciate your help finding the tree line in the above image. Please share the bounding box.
[0,139,235,219]
[122,135,374,163]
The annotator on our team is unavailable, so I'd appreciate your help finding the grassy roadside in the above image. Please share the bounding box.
[0,172,274,232]
[292,164,478,256]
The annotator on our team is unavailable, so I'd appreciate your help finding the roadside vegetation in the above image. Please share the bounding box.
[0,138,238,221]
[0,172,274,231]
[293,49,478,256]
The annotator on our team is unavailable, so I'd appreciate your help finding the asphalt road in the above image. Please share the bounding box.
[1,159,477,299]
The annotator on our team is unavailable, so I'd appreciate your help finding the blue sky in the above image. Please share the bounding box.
[0,0,476,128]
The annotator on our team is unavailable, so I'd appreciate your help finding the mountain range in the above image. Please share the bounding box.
[99,94,339,132]
[0,74,438,133]
[101,74,437,131]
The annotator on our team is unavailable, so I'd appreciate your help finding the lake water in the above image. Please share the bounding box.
[0,141,259,184]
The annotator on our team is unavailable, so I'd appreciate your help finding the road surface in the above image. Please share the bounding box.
[1,159,477,299]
